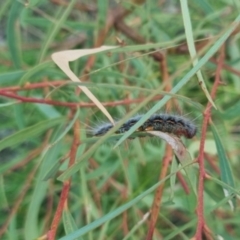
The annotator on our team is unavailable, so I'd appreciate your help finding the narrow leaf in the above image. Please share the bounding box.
[211,124,235,209]
[0,117,64,152]
[113,13,240,148]
[180,0,216,108]
[7,1,23,68]
[58,166,185,240]
[63,208,83,240]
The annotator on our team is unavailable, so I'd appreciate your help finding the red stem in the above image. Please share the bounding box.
[0,89,161,108]
[47,113,80,240]
[194,45,225,239]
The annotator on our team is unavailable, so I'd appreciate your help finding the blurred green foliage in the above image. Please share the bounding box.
[0,0,240,239]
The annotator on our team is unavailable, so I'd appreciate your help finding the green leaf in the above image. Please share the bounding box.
[169,157,178,200]
[7,1,24,69]
[0,102,18,107]
[14,103,25,129]
[24,128,66,240]
[193,0,213,14]
[180,0,216,108]
[0,175,8,209]
[0,70,26,84]
[41,157,63,181]
[19,61,53,85]
[42,109,79,180]
[0,117,64,152]
[211,124,235,189]
[38,0,78,62]
[58,174,170,239]
[211,124,235,208]
[63,209,83,240]
[219,100,240,120]
[58,162,193,240]
[113,13,240,148]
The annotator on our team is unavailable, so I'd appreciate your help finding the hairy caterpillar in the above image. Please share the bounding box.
[93,114,197,139]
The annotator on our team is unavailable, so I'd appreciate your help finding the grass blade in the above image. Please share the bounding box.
[211,124,235,208]
[114,13,240,148]
[0,117,64,152]
[7,1,23,68]
[180,0,216,108]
